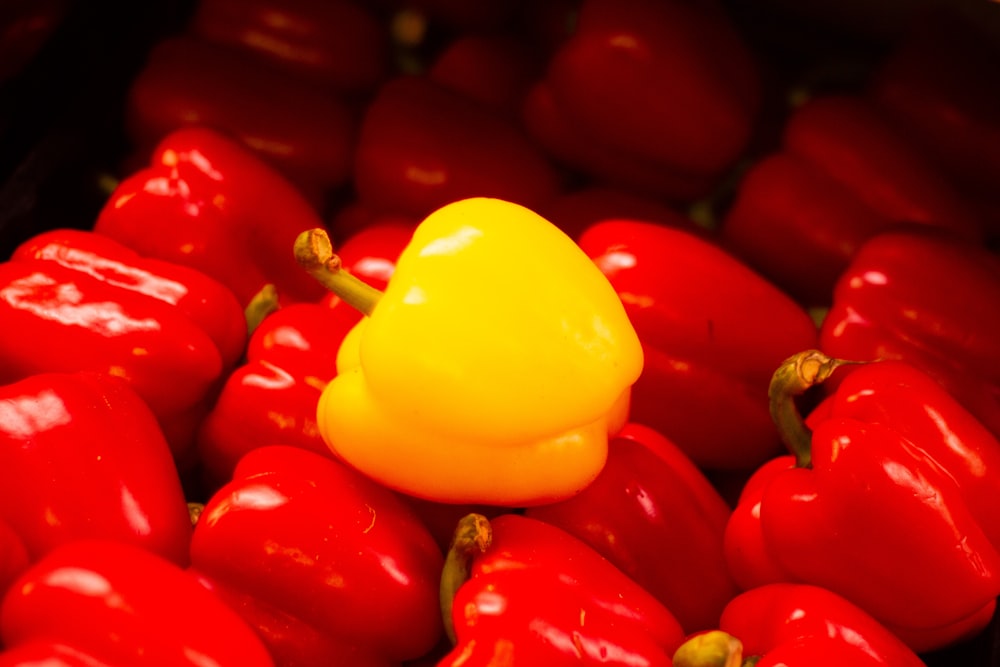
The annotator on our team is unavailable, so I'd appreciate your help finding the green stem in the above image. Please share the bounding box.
[440,513,493,645]
[293,228,383,316]
[244,283,280,336]
[768,349,855,468]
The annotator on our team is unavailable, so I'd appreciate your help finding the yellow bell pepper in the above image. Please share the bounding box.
[295,197,643,506]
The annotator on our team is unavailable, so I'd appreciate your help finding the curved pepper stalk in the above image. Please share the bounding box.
[438,512,685,665]
[725,349,1000,653]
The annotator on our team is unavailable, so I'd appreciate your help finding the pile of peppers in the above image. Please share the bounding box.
[1,1,999,665]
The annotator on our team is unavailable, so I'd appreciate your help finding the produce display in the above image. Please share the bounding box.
[0,0,998,665]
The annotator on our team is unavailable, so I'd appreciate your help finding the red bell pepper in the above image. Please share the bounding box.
[194,299,354,490]
[0,371,193,566]
[124,34,357,206]
[0,643,120,667]
[427,32,544,119]
[818,219,1000,442]
[328,200,420,244]
[725,350,1000,653]
[438,512,686,666]
[352,74,563,220]
[867,8,1000,238]
[522,0,761,202]
[672,583,926,667]
[535,184,706,243]
[195,221,412,490]
[778,97,981,237]
[522,81,715,202]
[322,218,416,295]
[0,539,275,667]
[804,359,1000,565]
[10,227,247,372]
[93,126,332,309]
[189,445,445,666]
[0,230,243,462]
[525,422,739,634]
[188,0,391,95]
[720,93,986,306]
[577,219,818,470]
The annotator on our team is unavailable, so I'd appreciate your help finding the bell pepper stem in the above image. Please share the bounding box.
[440,513,493,645]
[188,502,205,526]
[672,630,744,667]
[294,228,383,317]
[768,349,857,468]
[244,283,280,335]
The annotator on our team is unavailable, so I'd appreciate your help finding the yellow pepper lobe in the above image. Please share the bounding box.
[318,197,644,506]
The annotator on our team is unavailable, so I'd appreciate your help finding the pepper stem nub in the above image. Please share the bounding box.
[440,513,493,645]
[672,630,744,667]
[768,349,857,468]
[294,228,383,316]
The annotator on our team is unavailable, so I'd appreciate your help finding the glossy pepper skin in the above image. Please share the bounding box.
[304,197,643,506]
[0,372,193,566]
[720,94,985,306]
[803,360,1000,564]
[189,445,445,667]
[522,0,761,201]
[0,539,275,667]
[194,299,355,491]
[0,519,27,600]
[578,219,818,470]
[189,0,391,94]
[352,75,563,221]
[672,583,926,667]
[439,513,686,666]
[0,232,240,461]
[195,222,412,490]
[10,228,247,372]
[526,422,739,634]
[94,126,332,308]
[725,351,1000,653]
[819,226,1000,440]
[124,35,356,205]
[0,643,120,666]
